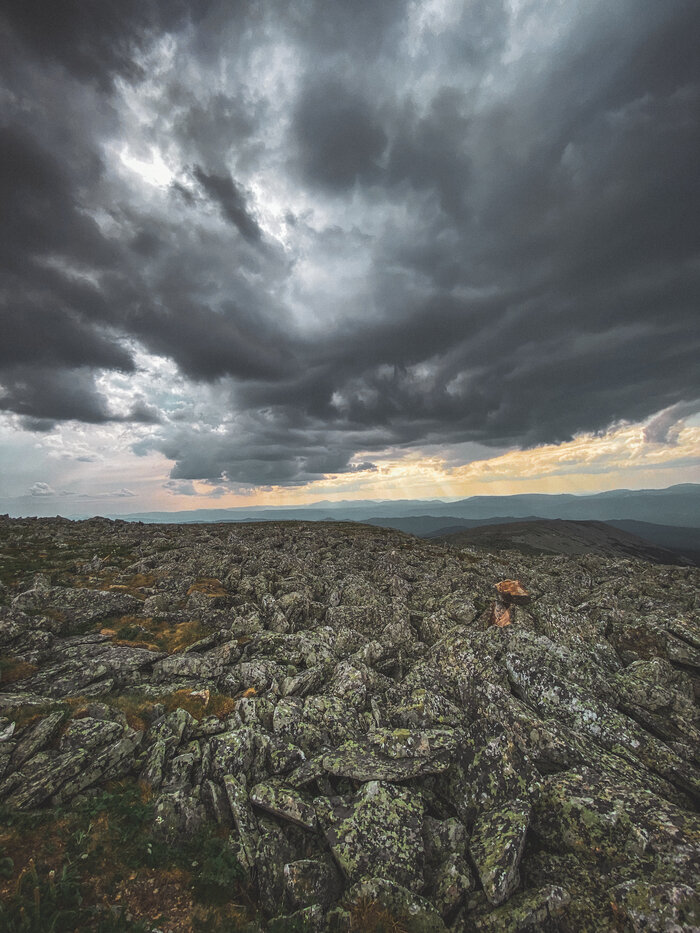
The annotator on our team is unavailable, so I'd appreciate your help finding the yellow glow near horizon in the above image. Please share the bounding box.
[156,419,700,509]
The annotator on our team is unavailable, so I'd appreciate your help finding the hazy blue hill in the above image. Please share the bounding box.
[434,519,695,565]
[606,520,700,565]
[113,483,700,527]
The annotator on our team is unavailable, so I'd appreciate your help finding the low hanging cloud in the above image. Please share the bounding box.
[29,482,56,497]
[1,0,699,488]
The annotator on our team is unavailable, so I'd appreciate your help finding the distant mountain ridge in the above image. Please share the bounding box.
[112,483,700,527]
[432,518,697,566]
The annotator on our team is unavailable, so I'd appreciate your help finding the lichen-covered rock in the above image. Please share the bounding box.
[12,584,140,630]
[4,748,90,809]
[51,729,143,804]
[440,721,537,825]
[322,738,452,782]
[432,854,474,919]
[464,884,571,932]
[269,904,325,932]
[469,799,531,906]
[140,737,167,789]
[284,857,343,910]
[534,768,700,880]
[255,820,289,916]
[316,781,425,890]
[11,709,65,767]
[222,774,259,871]
[609,880,700,932]
[58,716,124,753]
[250,781,318,830]
[152,787,206,842]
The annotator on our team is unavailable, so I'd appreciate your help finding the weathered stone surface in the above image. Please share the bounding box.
[250,781,318,830]
[432,854,474,919]
[465,884,571,932]
[316,780,425,891]
[284,857,343,911]
[5,748,91,809]
[222,774,259,870]
[469,799,531,906]
[609,880,700,932]
[1,515,699,931]
[152,788,206,842]
[322,740,452,782]
[58,716,124,753]
[533,768,700,877]
[11,709,65,767]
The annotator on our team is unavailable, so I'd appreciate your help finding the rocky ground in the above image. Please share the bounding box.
[0,515,698,932]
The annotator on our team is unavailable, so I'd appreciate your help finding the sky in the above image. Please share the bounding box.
[1,0,699,516]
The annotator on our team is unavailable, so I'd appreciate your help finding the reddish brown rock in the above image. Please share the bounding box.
[489,604,512,628]
[495,580,530,605]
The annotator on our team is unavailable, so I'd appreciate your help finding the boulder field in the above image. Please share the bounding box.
[0,515,698,931]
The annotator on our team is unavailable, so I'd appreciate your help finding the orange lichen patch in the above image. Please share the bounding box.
[495,579,530,603]
[489,604,512,627]
[239,687,257,699]
[0,656,39,685]
[186,578,227,597]
[160,690,237,721]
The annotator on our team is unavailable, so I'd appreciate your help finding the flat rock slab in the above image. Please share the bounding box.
[250,781,317,830]
[470,798,531,906]
[367,727,461,759]
[316,780,425,891]
[322,740,451,781]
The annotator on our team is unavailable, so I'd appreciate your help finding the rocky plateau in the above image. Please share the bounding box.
[0,515,699,931]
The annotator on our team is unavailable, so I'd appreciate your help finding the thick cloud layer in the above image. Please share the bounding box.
[1,0,698,487]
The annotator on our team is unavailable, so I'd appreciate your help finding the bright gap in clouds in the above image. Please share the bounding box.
[118,145,174,187]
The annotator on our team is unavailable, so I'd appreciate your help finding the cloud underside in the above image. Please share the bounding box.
[1,0,699,487]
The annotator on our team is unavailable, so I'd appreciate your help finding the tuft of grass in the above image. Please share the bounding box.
[349,899,409,933]
[103,694,156,731]
[3,702,69,732]
[0,656,39,686]
[160,690,237,721]
[102,616,209,653]
[0,859,84,933]
[186,579,228,597]
[189,832,245,904]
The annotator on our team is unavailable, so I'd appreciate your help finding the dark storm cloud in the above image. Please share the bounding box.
[192,166,263,242]
[0,0,213,88]
[1,0,699,486]
[293,78,388,190]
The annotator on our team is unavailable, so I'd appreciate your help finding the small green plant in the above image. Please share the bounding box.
[190,833,245,903]
[0,859,84,932]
